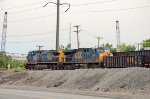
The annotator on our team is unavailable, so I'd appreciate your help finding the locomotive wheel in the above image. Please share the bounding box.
[32,66,35,70]
[92,64,97,68]
[29,66,31,70]
[51,66,54,70]
[52,65,56,70]
[92,64,95,69]
[68,65,73,70]
[64,65,68,70]
[99,62,104,68]
[87,64,92,68]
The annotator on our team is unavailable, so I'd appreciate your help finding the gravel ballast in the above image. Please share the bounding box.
[0,67,150,96]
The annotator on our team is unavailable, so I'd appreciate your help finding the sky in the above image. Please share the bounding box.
[0,0,150,54]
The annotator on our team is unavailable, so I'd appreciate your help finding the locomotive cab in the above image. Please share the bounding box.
[99,52,113,67]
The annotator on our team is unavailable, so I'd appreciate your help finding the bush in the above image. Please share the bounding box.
[10,60,25,69]
[0,55,25,71]
[0,55,12,68]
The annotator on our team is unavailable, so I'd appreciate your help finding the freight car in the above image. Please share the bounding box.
[25,47,112,70]
[25,48,150,70]
[104,50,150,68]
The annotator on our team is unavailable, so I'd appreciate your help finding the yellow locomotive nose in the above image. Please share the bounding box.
[58,50,66,63]
[99,52,113,62]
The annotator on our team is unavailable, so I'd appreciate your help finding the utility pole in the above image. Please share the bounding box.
[36,45,43,51]
[116,21,121,52]
[96,37,103,48]
[73,25,81,49]
[56,0,60,51]
[135,43,141,51]
[43,1,70,51]
[36,45,43,62]
[69,22,71,44]
[1,12,7,51]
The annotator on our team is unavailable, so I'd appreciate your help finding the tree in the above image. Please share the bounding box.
[141,38,150,50]
[104,43,117,53]
[65,43,71,50]
[118,43,136,52]
[59,43,71,51]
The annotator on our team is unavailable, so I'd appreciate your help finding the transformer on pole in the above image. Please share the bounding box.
[1,12,7,51]
[116,21,120,52]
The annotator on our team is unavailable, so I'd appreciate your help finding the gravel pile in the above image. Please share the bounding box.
[0,67,150,94]
[0,72,28,84]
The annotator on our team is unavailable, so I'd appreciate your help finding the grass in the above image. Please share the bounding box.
[8,67,25,73]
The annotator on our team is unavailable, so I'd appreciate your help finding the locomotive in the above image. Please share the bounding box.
[25,47,112,70]
[25,47,150,70]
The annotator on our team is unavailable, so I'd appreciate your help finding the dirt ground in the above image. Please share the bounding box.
[0,68,150,98]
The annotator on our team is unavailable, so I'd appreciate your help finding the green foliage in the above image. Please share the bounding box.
[60,43,71,51]
[111,48,117,53]
[141,38,150,50]
[104,43,117,53]
[0,55,25,71]
[0,55,12,68]
[118,43,136,52]
[65,43,71,50]
[11,60,25,69]
[8,67,24,72]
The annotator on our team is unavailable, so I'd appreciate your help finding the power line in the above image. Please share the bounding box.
[2,27,69,37]
[8,6,56,15]
[72,0,117,6]
[7,4,150,23]
[6,34,71,43]
[87,5,150,13]
[0,0,51,11]
[0,4,149,23]
[0,1,149,18]
[0,0,117,17]
[4,29,69,43]
[6,37,50,43]
[9,13,57,23]
[83,29,116,44]
[0,0,116,14]
[9,7,42,15]
[0,0,117,11]
[7,32,51,37]
[6,52,27,56]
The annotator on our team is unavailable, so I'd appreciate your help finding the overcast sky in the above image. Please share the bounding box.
[0,0,150,54]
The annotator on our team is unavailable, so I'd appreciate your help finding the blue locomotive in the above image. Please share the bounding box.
[25,47,113,70]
